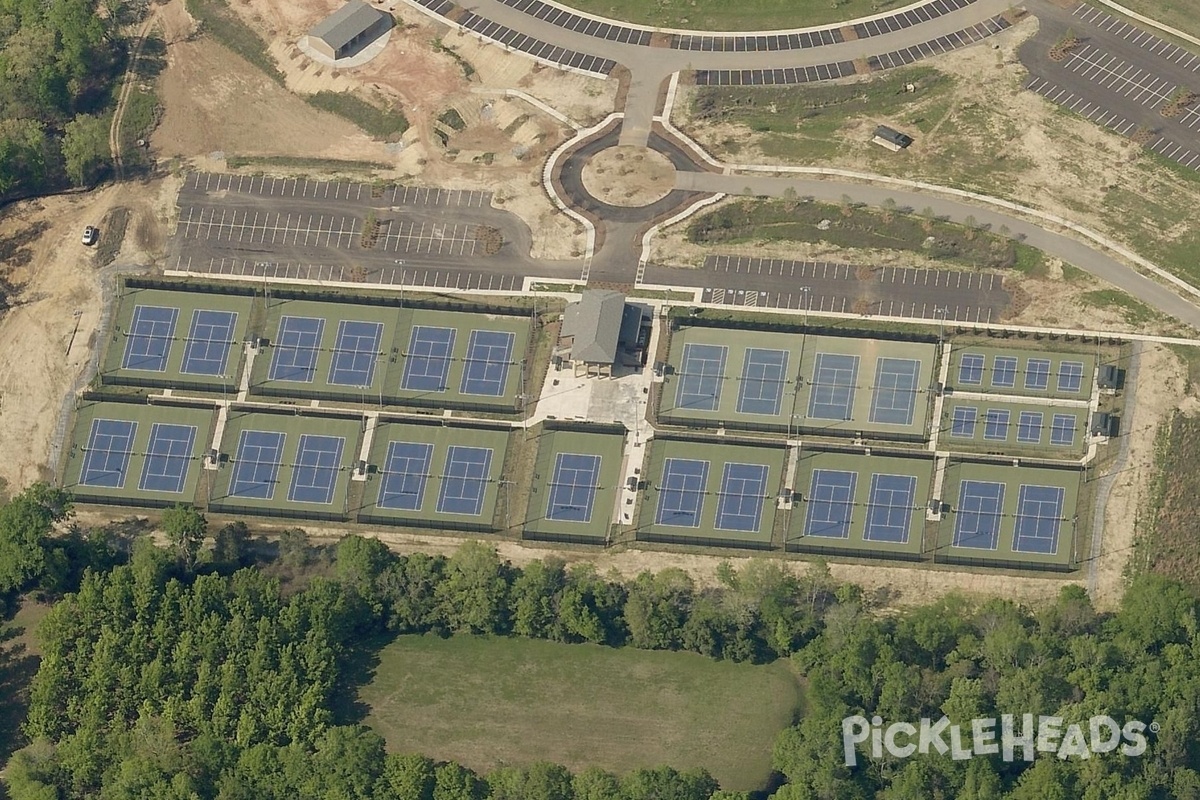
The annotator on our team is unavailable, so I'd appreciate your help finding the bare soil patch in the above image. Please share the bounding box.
[581,145,676,207]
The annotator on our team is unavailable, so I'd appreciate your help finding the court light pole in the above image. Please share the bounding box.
[394,260,405,305]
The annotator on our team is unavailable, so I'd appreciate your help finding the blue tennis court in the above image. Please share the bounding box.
[137,423,197,493]
[1050,414,1077,446]
[675,344,727,411]
[460,330,516,397]
[958,353,985,385]
[79,419,137,488]
[803,469,856,539]
[229,430,286,500]
[328,320,384,387]
[992,356,1018,388]
[655,458,709,528]
[1025,358,1051,391]
[1017,411,1043,444]
[402,326,456,392]
[864,473,917,544]
[121,305,179,372]
[546,453,602,523]
[950,406,978,438]
[736,348,789,416]
[268,316,325,383]
[436,445,493,516]
[715,462,769,532]
[953,480,1005,550]
[1013,484,1065,555]
[180,310,238,376]
[869,357,921,425]
[1058,361,1085,393]
[287,434,345,504]
[807,353,859,421]
[378,441,434,510]
[983,409,1010,441]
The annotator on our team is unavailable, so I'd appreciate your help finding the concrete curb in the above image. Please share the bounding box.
[471,87,579,127]
[637,193,726,271]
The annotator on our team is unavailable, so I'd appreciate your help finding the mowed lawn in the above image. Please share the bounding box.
[358,635,803,791]
[555,0,906,31]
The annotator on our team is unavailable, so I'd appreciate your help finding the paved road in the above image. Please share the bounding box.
[1020,1,1200,172]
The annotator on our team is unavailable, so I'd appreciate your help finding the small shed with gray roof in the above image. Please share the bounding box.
[308,0,392,61]
[557,290,644,377]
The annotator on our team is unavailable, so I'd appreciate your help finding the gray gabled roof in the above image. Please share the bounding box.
[561,290,625,364]
[310,1,388,51]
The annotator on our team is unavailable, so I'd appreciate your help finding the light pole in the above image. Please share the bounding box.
[394,259,405,305]
[934,305,949,343]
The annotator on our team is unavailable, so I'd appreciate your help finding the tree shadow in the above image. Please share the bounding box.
[329,631,391,726]
[0,626,41,767]
[134,35,168,81]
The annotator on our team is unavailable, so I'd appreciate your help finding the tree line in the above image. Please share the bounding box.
[3,491,1200,798]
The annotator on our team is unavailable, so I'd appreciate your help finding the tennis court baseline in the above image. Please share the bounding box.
[378,441,435,511]
[460,330,516,397]
[229,430,286,500]
[736,348,789,416]
[674,344,727,412]
[268,316,325,383]
[402,326,456,392]
[328,320,384,387]
[803,469,857,539]
[863,473,917,544]
[952,480,1005,550]
[807,353,859,421]
[545,453,601,523]
[436,445,493,515]
[80,419,138,488]
[137,423,197,493]
[121,306,179,372]
[1012,484,1065,555]
[869,357,921,426]
[714,462,769,532]
[181,309,238,376]
[655,458,709,528]
[286,434,346,505]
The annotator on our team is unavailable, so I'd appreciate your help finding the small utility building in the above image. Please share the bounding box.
[308,0,392,61]
[556,290,647,377]
[872,125,914,152]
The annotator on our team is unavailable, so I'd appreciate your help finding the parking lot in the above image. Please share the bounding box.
[1020,2,1200,173]
[642,256,1010,322]
[170,173,574,289]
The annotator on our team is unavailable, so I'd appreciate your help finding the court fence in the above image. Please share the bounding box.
[634,530,776,551]
[785,538,925,563]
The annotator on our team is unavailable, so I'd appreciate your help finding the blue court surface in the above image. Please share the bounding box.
[715,462,769,532]
[807,353,859,421]
[1012,484,1065,555]
[803,469,857,539]
[268,316,325,383]
[675,344,727,411]
[121,305,179,372]
[402,326,456,392]
[953,480,1005,550]
[1050,414,1077,446]
[992,356,1018,388]
[950,406,978,438]
[1017,411,1044,444]
[328,320,384,387]
[546,453,602,523]
[137,423,197,493]
[229,430,286,500]
[287,434,345,505]
[181,310,238,376]
[655,458,709,527]
[460,330,516,397]
[378,441,434,510]
[958,353,985,385]
[436,445,493,516]
[736,348,789,416]
[864,473,917,544]
[1057,361,1085,393]
[80,419,137,488]
[1025,358,1051,391]
[983,409,1010,441]
[869,357,921,425]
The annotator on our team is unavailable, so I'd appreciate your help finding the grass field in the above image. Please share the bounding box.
[357,634,802,791]
[1137,412,1200,592]
[553,0,906,31]
[1085,0,1200,47]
